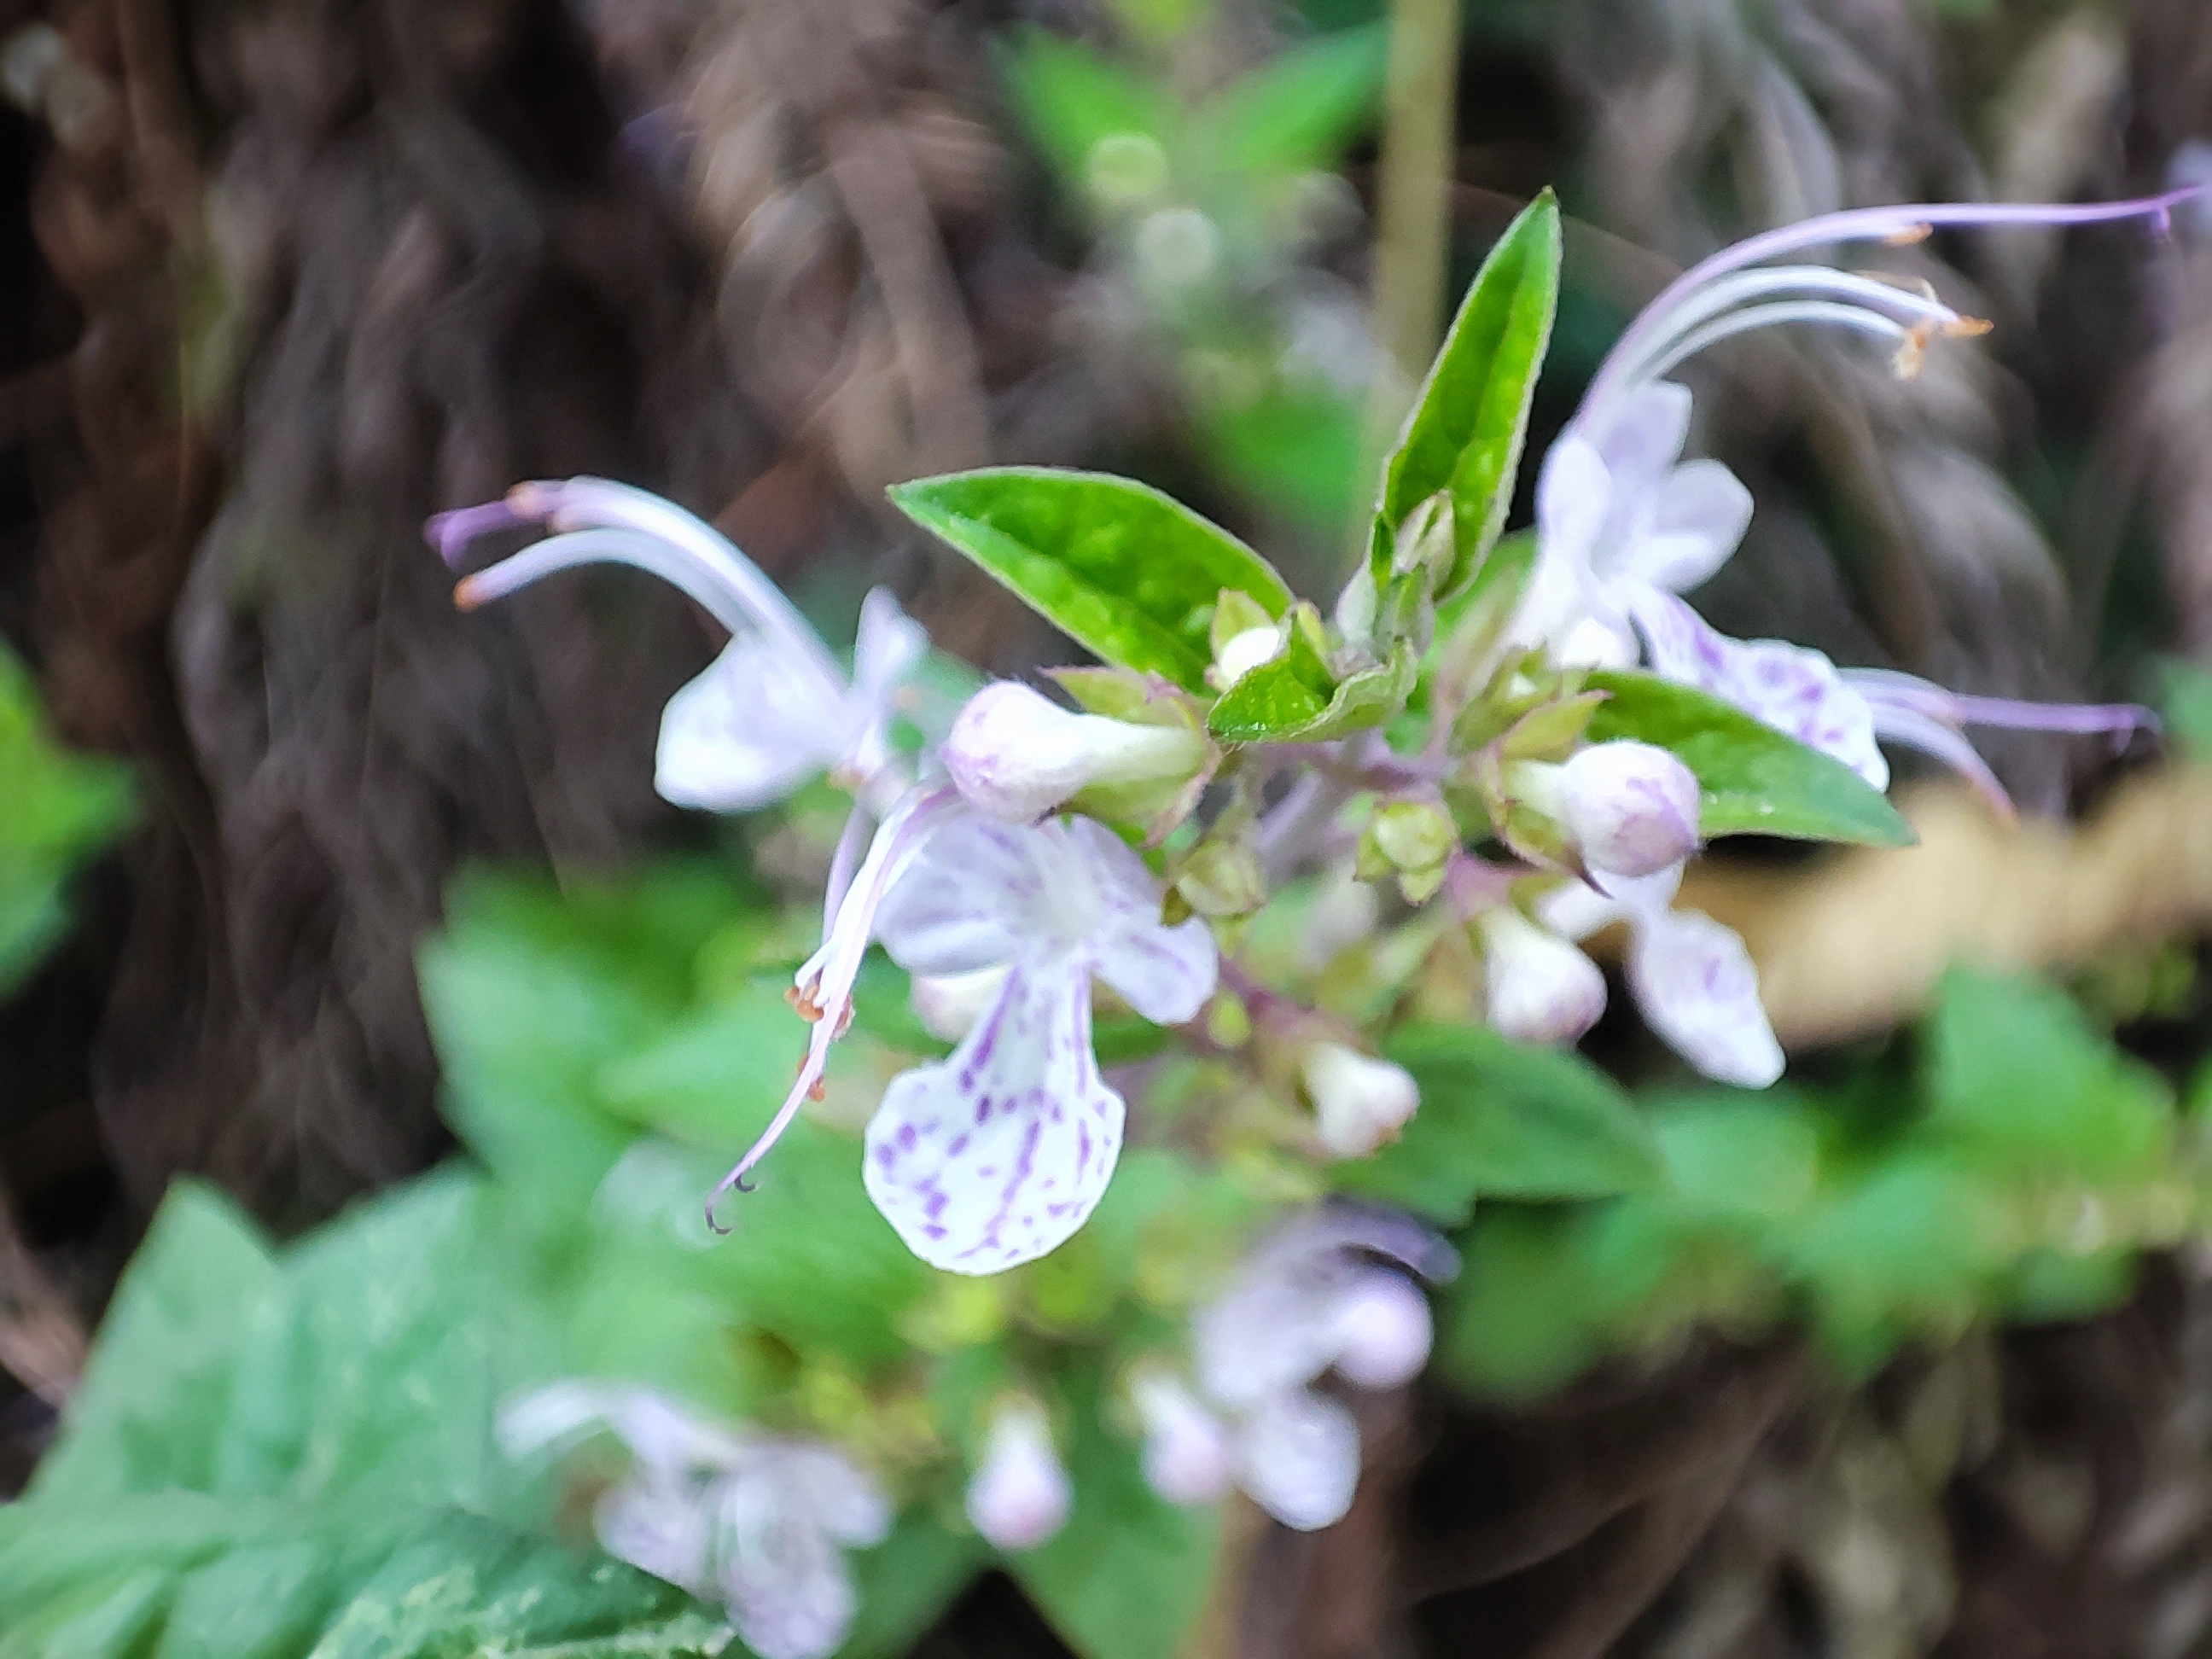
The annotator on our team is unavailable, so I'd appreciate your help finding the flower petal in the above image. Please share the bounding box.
[1623,459,1753,591]
[874,816,1055,975]
[864,956,1124,1273]
[1069,816,1218,1025]
[853,586,929,702]
[1519,436,1612,649]
[1586,379,1692,492]
[1234,1388,1361,1532]
[656,635,847,812]
[1625,904,1784,1087]
[1623,585,1888,789]
[597,1472,713,1594]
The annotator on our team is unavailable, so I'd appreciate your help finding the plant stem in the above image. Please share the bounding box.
[1367,0,1462,413]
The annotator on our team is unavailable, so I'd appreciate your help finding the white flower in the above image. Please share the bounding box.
[864,812,1217,1272]
[1542,865,1784,1088]
[1191,1208,1452,1532]
[430,477,926,812]
[1300,1043,1419,1159]
[1130,1372,1233,1507]
[1517,195,2186,806]
[909,965,1010,1042]
[1476,906,1608,1045]
[498,1382,890,1659]
[941,681,1208,824]
[965,1398,1072,1551]
[1214,625,1286,689]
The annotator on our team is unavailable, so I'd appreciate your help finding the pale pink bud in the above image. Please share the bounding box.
[1330,1272,1433,1390]
[1555,741,1701,877]
[1300,1043,1418,1159]
[1131,1372,1233,1506]
[964,1399,1070,1551]
[1479,907,1607,1044]
[942,682,1208,823]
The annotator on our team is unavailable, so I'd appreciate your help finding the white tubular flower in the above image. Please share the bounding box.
[1553,740,1703,878]
[1214,624,1285,690]
[430,477,926,812]
[1300,1043,1419,1159]
[498,1382,890,1659]
[1543,865,1784,1088]
[1191,1208,1453,1532]
[941,681,1209,823]
[1131,1372,1234,1507]
[1476,906,1608,1045]
[965,1399,1072,1551]
[1515,194,2189,804]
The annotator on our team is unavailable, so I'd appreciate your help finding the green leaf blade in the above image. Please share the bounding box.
[1582,669,1915,847]
[1375,192,1562,585]
[890,469,1291,692]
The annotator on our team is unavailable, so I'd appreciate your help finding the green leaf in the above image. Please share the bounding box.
[0,1498,731,1659]
[1923,969,2174,1179]
[1207,614,1336,740]
[1436,1208,1612,1401]
[1334,1024,1662,1224]
[1373,192,1561,593]
[1582,669,1915,847]
[889,469,1291,693]
[0,642,134,993]
[1010,1371,1220,1659]
[1646,1094,1821,1226]
[1190,26,1387,180]
[838,1516,986,1659]
[996,32,1171,189]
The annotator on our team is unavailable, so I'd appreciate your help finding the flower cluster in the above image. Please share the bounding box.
[439,186,2180,1622]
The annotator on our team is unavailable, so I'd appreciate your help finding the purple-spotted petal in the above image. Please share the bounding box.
[1233,1388,1361,1532]
[656,635,847,812]
[1624,904,1784,1088]
[1068,816,1218,1026]
[864,955,1124,1274]
[1623,585,1888,789]
[1622,459,1754,591]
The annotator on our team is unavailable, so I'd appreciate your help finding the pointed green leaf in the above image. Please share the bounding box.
[1582,669,1915,847]
[997,32,1171,189]
[1374,191,1561,592]
[1190,26,1387,179]
[890,469,1292,692]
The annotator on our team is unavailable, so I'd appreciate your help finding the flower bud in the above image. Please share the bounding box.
[965,1399,1071,1551]
[1131,1373,1233,1507]
[943,682,1208,823]
[1478,907,1607,1044]
[1329,1272,1433,1391]
[1214,624,1284,690]
[1301,1042,1418,1158]
[1555,741,1701,877]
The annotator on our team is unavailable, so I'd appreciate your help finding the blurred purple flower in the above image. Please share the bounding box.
[1190,1208,1452,1530]
[965,1398,1073,1550]
[499,1382,890,1659]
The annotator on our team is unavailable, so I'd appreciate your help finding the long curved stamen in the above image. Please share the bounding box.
[1842,668,2157,737]
[1585,188,2201,414]
[455,528,762,637]
[1639,300,1914,385]
[705,783,963,1230]
[1600,266,1966,399]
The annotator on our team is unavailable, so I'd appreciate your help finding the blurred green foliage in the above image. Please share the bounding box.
[998,6,1387,529]
[1439,969,2206,1398]
[0,643,131,994]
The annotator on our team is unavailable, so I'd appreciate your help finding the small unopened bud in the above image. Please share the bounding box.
[1214,625,1284,690]
[1555,742,1701,877]
[1478,907,1606,1044]
[911,966,1009,1042]
[965,1399,1070,1551]
[943,682,1208,823]
[1301,1042,1418,1158]
[1330,1272,1433,1390]
[1131,1373,1233,1507]
[1358,801,1455,902]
